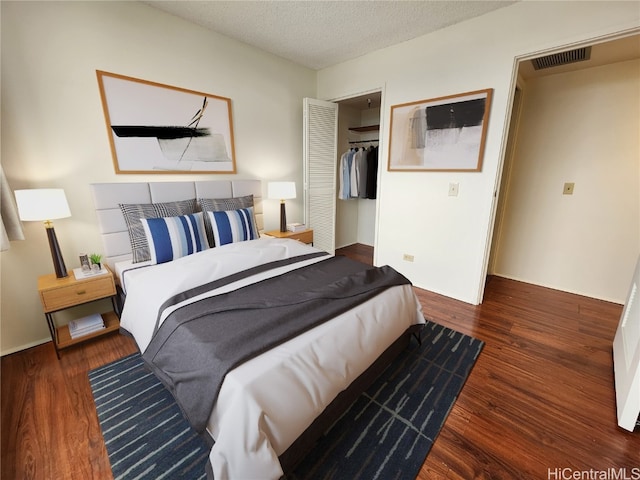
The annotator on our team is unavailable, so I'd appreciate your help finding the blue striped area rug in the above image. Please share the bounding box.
[88,355,210,480]
[89,320,483,480]
[290,321,483,480]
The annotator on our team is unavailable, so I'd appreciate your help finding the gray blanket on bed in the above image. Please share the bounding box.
[142,255,411,432]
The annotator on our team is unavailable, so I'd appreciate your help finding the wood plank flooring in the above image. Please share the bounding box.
[2,243,638,479]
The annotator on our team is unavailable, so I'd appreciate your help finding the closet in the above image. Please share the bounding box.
[303,92,382,255]
[335,93,381,250]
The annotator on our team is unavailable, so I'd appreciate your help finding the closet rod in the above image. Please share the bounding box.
[349,139,379,144]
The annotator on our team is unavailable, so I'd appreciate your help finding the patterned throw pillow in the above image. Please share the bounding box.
[140,212,209,264]
[207,208,259,246]
[198,195,258,247]
[119,199,198,263]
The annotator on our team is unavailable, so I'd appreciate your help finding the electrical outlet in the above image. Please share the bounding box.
[448,182,459,196]
[563,182,575,195]
[403,254,414,262]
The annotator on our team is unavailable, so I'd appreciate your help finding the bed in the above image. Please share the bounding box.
[90,180,425,479]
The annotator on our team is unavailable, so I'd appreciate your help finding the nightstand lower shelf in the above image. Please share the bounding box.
[54,311,120,350]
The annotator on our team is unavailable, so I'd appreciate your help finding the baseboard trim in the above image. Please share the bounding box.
[1,337,51,357]
[491,273,623,305]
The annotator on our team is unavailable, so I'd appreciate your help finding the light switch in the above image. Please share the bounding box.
[448,183,459,197]
[563,182,575,195]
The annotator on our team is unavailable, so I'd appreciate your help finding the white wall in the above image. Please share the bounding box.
[492,59,640,302]
[0,1,316,355]
[317,1,639,304]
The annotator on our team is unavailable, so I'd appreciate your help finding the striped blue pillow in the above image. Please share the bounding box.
[141,212,209,264]
[207,207,259,246]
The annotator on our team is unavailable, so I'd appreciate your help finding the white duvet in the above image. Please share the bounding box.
[118,237,425,479]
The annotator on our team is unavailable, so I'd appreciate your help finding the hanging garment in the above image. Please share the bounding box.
[366,146,379,199]
[339,149,354,200]
[350,148,362,198]
[357,148,369,199]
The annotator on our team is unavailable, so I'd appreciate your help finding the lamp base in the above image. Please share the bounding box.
[280,201,287,233]
[46,225,68,278]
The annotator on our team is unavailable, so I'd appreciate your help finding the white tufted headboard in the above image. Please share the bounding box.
[90,180,263,270]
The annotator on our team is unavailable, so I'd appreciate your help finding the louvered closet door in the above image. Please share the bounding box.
[303,98,338,254]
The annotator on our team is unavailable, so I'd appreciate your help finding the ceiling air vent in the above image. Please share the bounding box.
[531,47,592,70]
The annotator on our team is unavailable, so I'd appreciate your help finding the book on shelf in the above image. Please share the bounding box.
[70,324,105,339]
[68,313,105,339]
[287,223,306,233]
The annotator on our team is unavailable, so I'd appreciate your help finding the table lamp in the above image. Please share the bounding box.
[15,189,71,278]
[267,182,296,232]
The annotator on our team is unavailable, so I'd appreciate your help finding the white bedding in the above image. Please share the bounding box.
[114,258,151,294]
[119,237,425,479]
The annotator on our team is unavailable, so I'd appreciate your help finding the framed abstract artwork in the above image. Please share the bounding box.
[96,70,236,174]
[388,88,492,172]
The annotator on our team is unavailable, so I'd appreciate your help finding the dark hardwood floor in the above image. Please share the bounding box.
[335,243,375,265]
[2,243,638,479]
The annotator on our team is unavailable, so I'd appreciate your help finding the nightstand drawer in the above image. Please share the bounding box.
[40,275,116,312]
[291,230,313,244]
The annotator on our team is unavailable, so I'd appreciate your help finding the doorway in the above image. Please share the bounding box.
[486,34,640,302]
[334,91,382,253]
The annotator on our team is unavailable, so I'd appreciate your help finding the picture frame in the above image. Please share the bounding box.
[78,253,90,272]
[96,70,236,174]
[387,88,492,172]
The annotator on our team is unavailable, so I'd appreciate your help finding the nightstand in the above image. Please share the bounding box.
[264,228,314,245]
[37,267,120,359]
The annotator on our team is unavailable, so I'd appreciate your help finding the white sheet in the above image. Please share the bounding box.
[114,259,152,294]
[114,231,271,294]
[119,238,425,479]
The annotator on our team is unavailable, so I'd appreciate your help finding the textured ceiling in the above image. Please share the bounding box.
[143,1,517,70]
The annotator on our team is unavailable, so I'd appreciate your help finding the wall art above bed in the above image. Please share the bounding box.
[388,88,493,172]
[96,70,236,174]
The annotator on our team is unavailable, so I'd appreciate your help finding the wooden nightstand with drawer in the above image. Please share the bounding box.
[37,267,120,358]
[263,229,314,245]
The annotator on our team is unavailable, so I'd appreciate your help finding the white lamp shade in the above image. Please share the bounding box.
[268,182,296,200]
[15,189,71,221]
